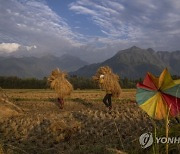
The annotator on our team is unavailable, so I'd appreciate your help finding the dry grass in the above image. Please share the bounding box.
[48,68,73,98]
[0,88,21,119]
[0,142,4,154]
[0,89,179,153]
[93,66,122,97]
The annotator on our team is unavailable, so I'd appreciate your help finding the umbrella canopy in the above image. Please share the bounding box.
[136,68,180,120]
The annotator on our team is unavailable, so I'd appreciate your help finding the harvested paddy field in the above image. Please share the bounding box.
[0,89,179,154]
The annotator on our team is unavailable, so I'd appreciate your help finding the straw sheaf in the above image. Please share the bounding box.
[93,66,122,97]
[48,68,73,98]
[0,143,4,154]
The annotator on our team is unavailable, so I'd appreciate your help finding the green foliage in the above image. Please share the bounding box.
[69,75,98,89]
[0,75,165,89]
[0,76,48,89]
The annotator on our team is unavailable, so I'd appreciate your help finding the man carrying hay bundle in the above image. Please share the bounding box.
[48,68,73,109]
[93,66,122,111]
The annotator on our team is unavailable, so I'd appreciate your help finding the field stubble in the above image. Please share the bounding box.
[0,89,163,154]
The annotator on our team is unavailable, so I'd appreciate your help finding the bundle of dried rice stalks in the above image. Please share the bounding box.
[0,143,4,154]
[0,87,22,113]
[48,68,73,98]
[93,66,122,97]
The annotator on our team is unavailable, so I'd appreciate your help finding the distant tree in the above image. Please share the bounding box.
[2,75,179,89]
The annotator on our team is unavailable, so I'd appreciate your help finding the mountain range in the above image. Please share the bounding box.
[72,46,180,79]
[0,46,179,79]
[0,54,88,78]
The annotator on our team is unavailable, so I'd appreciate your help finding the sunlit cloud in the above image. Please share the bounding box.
[0,43,21,53]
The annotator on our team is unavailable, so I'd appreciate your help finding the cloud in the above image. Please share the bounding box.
[26,45,37,51]
[0,43,21,53]
[0,0,85,57]
[69,0,180,51]
[0,0,180,63]
[69,5,97,16]
[0,42,37,55]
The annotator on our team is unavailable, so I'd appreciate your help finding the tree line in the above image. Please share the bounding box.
[0,75,179,89]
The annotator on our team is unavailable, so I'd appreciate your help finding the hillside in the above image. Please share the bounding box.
[0,54,88,78]
[72,46,180,79]
[0,46,179,79]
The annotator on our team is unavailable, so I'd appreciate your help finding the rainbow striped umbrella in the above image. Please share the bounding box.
[136,68,180,120]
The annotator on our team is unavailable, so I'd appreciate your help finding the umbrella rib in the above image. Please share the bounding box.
[158,93,168,119]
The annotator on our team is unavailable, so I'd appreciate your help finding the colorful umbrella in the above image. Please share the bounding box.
[136,68,180,120]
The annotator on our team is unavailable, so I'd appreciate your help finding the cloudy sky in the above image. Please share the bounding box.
[0,0,180,62]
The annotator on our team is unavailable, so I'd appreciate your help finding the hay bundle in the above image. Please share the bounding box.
[48,68,73,98]
[93,66,122,97]
[0,88,23,111]
[0,88,21,118]
[0,143,4,154]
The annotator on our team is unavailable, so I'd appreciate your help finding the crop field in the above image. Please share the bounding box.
[0,89,179,154]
